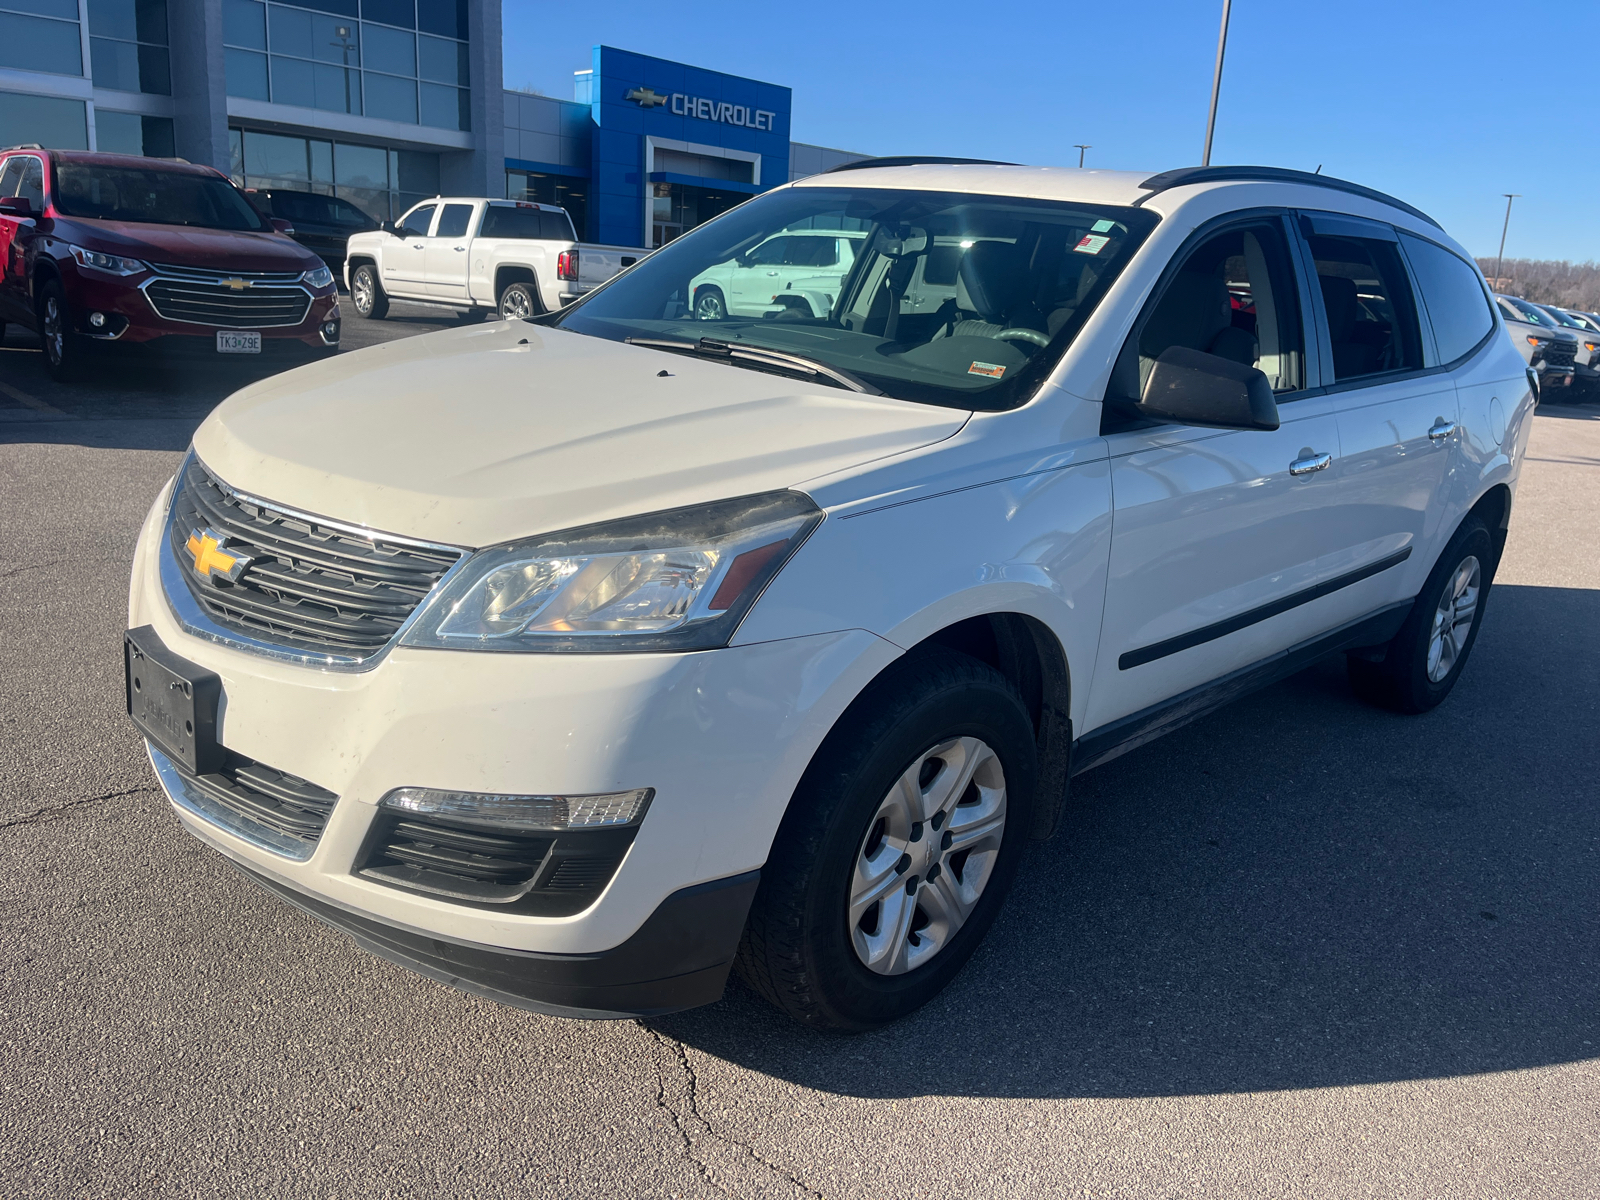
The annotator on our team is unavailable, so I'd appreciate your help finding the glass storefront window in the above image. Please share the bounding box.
[230,127,436,222]
[0,88,87,147]
[88,0,171,94]
[364,71,415,122]
[223,0,265,48]
[95,109,175,157]
[0,5,84,77]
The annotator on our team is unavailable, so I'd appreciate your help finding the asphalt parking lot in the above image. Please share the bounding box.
[1,312,1597,1199]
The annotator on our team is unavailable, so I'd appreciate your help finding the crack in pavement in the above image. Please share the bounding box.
[0,558,63,580]
[0,786,154,830]
[643,1025,828,1200]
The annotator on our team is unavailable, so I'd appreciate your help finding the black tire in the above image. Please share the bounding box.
[350,263,388,320]
[497,281,540,320]
[36,278,84,382]
[694,286,726,321]
[1347,516,1494,714]
[737,648,1038,1031]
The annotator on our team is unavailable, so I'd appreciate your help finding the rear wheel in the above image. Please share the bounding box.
[1347,516,1494,713]
[497,282,539,321]
[37,279,83,382]
[694,286,726,321]
[350,264,388,320]
[737,648,1037,1031]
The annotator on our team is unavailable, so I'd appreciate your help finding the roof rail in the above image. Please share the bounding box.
[1134,165,1441,230]
[823,155,1019,174]
[4,142,43,150]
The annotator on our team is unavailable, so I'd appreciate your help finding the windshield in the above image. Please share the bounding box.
[53,165,269,232]
[1542,306,1585,329]
[552,186,1158,409]
[1502,296,1557,327]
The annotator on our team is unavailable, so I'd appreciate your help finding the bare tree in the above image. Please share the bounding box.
[1477,258,1600,311]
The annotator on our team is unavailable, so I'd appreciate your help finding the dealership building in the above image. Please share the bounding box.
[0,0,863,245]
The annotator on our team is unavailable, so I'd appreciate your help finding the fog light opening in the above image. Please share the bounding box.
[89,311,106,328]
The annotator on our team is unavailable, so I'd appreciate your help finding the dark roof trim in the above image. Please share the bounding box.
[1134,165,1442,230]
[822,155,1019,174]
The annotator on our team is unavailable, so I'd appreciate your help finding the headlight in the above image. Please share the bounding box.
[302,265,335,289]
[402,491,822,653]
[70,245,146,276]
[1527,335,1547,346]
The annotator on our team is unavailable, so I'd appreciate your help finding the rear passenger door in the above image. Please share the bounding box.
[1296,213,1460,612]
[425,202,478,300]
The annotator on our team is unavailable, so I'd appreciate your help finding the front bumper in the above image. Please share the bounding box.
[128,475,897,1006]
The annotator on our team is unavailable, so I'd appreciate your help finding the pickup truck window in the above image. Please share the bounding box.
[554,186,1158,411]
[397,204,435,238]
[435,203,474,238]
[479,205,574,241]
[52,164,268,231]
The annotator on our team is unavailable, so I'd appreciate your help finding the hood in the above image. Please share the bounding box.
[192,323,969,547]
[56,219,319,272]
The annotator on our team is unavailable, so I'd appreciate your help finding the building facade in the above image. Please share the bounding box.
[1,2,861,240]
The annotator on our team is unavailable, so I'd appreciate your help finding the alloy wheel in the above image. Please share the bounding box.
[695,290,725,320]
[1427,554,1481,683]
[848,736,1007,976]
[42,294,63,366]
[500,287,532,320]
[352,271,373,315]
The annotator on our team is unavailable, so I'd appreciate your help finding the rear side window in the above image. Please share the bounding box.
[786,236,838,267]
[1306,233,1423,381]
[434,203,474,238]
[1401,233,1497,365]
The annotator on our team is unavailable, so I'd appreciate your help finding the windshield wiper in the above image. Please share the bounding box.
[625,336,881,395]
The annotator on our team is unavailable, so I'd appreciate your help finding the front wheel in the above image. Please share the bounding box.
[350,264,388,320]
[497,282,539,321]
[37,279,83,382]
[1347,516,1494,713]
[737,648,1037,1031]
[694,286,726,321]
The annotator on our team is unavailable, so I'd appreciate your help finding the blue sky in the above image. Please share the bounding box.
[503,0,1585,262]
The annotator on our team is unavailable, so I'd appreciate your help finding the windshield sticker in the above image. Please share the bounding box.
[968,361,1007,378]
[1090,219,1116,233]
[1074,234,1112,255]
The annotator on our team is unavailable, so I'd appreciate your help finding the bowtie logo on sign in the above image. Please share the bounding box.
[625,87,777,131]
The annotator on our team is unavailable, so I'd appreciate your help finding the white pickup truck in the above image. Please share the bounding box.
[343,198,646,322]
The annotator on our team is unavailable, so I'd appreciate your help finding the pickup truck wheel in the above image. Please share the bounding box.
[497,283,539,320]
[37,280,84,382]
[351,264,388,320]
[1347,516,1493,714]
[694,286,726,321]
[736,648,1037,1031]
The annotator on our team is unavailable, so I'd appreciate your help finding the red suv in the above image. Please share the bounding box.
[0,148,340,380]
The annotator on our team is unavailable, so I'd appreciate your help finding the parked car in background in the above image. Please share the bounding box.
[1495,293,1576,390]
[0,148,339,380]
[127,161,1529,1031]
[1532,303,1600,392]
[344,198,646,322]
[689,229,865,319]
[246,188,379,282]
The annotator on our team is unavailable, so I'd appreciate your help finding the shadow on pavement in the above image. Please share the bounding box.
[653,582,1600,1098]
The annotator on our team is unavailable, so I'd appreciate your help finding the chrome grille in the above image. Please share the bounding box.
[168,459,464,658]
[145,272,316,329]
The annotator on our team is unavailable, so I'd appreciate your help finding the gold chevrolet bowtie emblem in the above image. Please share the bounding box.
[185,528,251,584]
[222,277,249,291]
[625,87,669,108]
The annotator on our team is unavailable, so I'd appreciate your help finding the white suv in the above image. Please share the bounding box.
[126,161,1531,1031]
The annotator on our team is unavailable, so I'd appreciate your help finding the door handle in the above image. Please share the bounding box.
[412,242,424,249]
[454,245,466,251]
[1428,420,1458,441]
[766,270,779,276]
[1288,452,1332,476]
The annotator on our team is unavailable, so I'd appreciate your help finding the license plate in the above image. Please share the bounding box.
[125,626,224,775]
[217,331,261,354]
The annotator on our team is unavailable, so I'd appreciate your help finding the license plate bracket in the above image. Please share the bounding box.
[125,626,223,774]
[217,331,261,354]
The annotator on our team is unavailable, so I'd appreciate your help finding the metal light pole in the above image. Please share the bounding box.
[1202,0,1233,166]
[332,26,357,115]
[1494,194,1520,290]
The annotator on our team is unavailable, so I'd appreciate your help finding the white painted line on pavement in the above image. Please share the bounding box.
[0,379,68,416]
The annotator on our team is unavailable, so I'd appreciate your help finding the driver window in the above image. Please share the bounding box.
[747,237,788,266]
[397,204,435,238]
[1112,220,1304,402]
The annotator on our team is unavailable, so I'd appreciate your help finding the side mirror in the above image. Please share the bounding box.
[270,217,296,236]
[381,220,401,237]
[0,195,36,218]
[1136,346,1280,431]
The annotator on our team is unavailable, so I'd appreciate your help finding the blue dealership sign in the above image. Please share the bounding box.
[588,46,792,247]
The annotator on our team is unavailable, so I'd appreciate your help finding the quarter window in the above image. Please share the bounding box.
[1398,234,1496,365]
[1306,233,1423,381]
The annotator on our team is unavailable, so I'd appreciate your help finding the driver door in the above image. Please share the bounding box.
[1085,213,1369,734]
[383,203,435,297]
[727,235,789,314]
